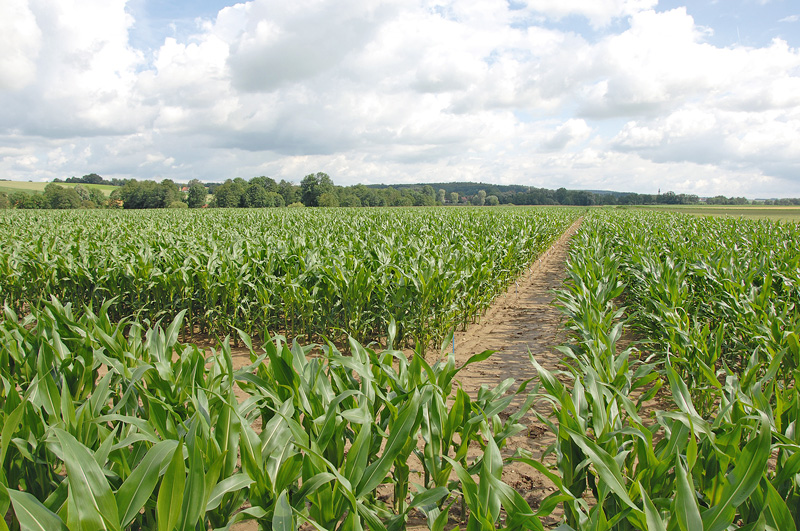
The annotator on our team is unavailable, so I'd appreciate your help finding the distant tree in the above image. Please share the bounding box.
[250,176,278,193]
[243,183,271,207]
[73,185,91,201]
[111,179,180,209]
[9,192,45,209]
[471,190,487,206]
[318,192,340,207]
[449,192,459,204]
[338,189,361,207]
[71,185,106,207]
[437,189,446,204]
[160,179,180,206]
[301,172,335,206]
[169,201,188,208]
[485,195,499,206]
[351,184,383,206]
[187,180,207,208]
[212,179,246,208]
[572,190,595,206]
[267,191,285,207]
[0,192,9,209]
[44,183,81,209]
[554,187,570,205]
[413,188,436,206]
[277,180,299,205]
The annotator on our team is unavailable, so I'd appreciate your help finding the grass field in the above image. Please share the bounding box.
[627,203,800,221]
[0,180,116,196]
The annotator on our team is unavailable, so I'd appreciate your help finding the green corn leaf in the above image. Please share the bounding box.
[639,484,667,531]
[294,472,336,501]
[562,424,638,511]
[117,439,179,528]
[53,428,121,531]
[178,423,207,531]
[488,475,545,531]
[0,401,25,466]
[273,490,294,531]
[673,458,702,531]
[759,478,794,531]
[355,390,421,497]
[409,486,449,509]
[206,473,253,511]
[343,422,372,484]
[157,440,185,531]
[665,358,700,419]
[8,489,68,531]
[701,414,770,531]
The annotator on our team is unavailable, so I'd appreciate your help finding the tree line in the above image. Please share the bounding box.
[2,172,798,210]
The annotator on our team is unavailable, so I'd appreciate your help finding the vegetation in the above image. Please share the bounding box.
[4,173,799,210]
[533,210,800,529]
[0,300,554,531]
[0,207,578,348]
[2,196,799,530]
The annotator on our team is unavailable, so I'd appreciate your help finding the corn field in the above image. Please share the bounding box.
[2,207,799,530]
[0,299,562,531]
[536,210,800,530]
[0,207,578,348]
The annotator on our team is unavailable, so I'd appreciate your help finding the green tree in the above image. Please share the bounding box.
[318,192,339,207]
[213,179,246,208]
[250,176,278,193]
[267,191,285,207]
[72,185,106,207]
[338,191,361,207]
[243,183,271,207]
[187,180,207,208]
[449,191,459,204]
[471,190,486,206]
[485,195,499,206]
[160,179,180,206]
[0,192,9,209]
[8,192,45,209]
[277,180,299,205]
[44,183,81,209]
[437,189,446,204]
[111,179,179,209]
[300,172,334,206]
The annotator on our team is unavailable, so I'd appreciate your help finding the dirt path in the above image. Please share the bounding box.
[450,217,581,393]
[434,217,581,526]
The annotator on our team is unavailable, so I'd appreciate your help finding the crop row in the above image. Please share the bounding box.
[534,210,800,530]
[0,207,578,348]
[0,299,567,531]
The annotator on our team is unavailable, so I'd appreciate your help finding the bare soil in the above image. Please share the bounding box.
[229,218,583,530]
[420,217,582,528]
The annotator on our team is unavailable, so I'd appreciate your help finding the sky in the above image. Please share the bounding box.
[1,1,799,198]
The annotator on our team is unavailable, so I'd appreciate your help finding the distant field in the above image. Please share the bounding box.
[627,204,800,222]
[0,180,115,196]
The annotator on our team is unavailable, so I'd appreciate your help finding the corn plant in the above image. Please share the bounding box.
[0,207,579,351]
[534,210,800,530]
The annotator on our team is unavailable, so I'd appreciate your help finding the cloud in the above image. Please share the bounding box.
[0,0,146,137]
[0,0,41,91]
[225,0,400,92]
[539,119,592,151]
[0,0,799,199]
[523,0,658,27]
